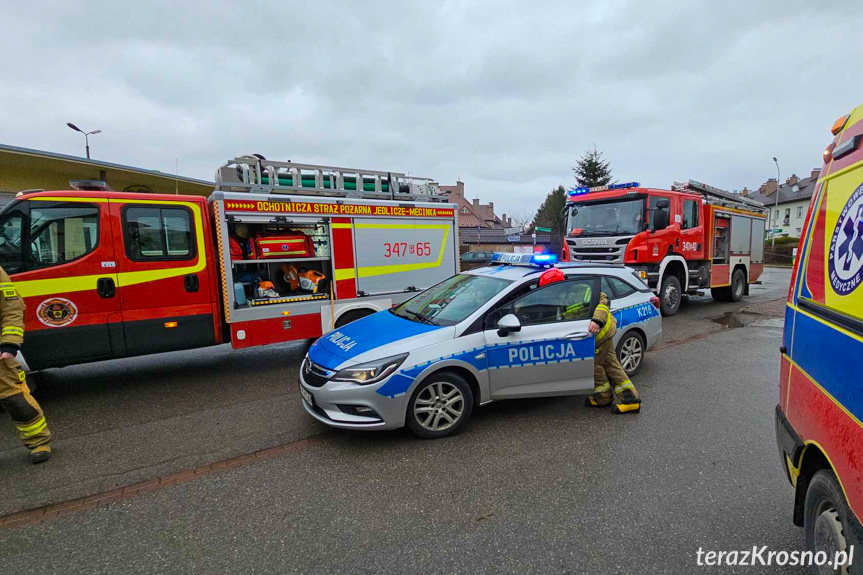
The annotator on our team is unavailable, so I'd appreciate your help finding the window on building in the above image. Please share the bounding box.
[797,206,803,218]
[682,199,699,229]
[28,205,100,270]
[783,208,790,225]
[124,206,194,260]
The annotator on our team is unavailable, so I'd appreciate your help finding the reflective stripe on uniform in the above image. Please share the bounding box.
[597,320,612,341]
[17,416,46,435]
[596,304,610,313]
[594,382,611,393]
[18,370,26,382]
[2,327,23,336]
[614,380,634,394]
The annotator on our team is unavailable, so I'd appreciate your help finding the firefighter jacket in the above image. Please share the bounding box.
[591,292,616,345]
[0,267,24,356]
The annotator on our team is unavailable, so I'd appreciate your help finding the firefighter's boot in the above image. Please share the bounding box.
[30,445,52,464]
[611,380,642,414]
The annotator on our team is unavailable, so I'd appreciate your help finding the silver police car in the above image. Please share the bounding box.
[300,253,661,438]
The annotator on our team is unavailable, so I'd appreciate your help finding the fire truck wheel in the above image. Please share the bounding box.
[710,288,727,302]
[729,269,746,302]
[406,372,474,439]
[804,469,863,574]
[659,275,682,316]
[335,309,375,328]
[616,331,645,375]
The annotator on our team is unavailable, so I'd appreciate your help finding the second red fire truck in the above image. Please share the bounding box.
[562,180,768,315]
[0,156,459,372]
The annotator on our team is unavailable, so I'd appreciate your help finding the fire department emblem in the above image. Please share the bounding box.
[828,182,863,296]
[37,297,78,328]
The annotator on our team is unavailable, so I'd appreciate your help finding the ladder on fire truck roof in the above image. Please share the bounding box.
[214,155,447,203]
[672,179,767,213]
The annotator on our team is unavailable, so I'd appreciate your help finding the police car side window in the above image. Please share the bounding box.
[511,279,594,326]
[601,277,617,298]
[609,277,636,297]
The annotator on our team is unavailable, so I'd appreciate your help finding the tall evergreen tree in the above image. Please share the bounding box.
[573,146,613,188]
[533,185,568,240]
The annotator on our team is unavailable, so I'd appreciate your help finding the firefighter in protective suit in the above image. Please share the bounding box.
[0,267,52,463]
[538,267,641,414]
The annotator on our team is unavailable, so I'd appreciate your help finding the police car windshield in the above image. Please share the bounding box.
[568,198,643,237]
[392,274,512,326]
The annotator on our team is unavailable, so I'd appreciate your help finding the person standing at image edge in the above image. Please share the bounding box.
[0,266,52,463]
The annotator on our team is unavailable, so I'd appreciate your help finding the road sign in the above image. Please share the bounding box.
[504,227,520,236]
[506,234,521,242]
[535,227,551,232]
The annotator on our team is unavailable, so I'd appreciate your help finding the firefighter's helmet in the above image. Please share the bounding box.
[538,267,565,287]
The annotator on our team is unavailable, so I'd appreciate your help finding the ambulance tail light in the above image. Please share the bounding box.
[649,296,660,310]
[823,143,834,165]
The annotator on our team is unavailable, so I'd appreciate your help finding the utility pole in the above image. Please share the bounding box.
[772,157,781,246]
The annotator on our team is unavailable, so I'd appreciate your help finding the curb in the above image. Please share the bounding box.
[1,431,337,528]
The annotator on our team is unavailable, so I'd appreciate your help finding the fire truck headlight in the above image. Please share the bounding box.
[332,353,408,385]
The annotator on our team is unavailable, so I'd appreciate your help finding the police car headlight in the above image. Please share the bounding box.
[332,353,408,385]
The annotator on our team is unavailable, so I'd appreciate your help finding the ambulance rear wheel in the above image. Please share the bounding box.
[659,276,681,316]
[406,372,473,439]
[803,469,863,574]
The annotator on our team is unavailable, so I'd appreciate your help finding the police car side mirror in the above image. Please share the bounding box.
[497,314,521,337]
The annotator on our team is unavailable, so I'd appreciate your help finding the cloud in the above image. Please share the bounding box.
[1,0,862,215]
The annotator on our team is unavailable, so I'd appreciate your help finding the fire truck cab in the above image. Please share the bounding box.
[0,157,459,373]
[562,181,767,316]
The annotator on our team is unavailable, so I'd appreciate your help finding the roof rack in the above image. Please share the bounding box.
[215,155,447,202]
[672,179,766,212]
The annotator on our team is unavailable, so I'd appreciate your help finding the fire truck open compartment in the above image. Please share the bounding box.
[222,215,334,314]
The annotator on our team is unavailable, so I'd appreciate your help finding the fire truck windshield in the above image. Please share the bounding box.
[568,198,644,237]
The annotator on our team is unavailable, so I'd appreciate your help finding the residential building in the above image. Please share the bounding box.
[746,169,820,238]
[438,180,549,253]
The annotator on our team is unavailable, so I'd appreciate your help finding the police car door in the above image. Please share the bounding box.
[483,277,597,399]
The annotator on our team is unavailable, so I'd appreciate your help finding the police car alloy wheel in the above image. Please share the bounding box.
[617,331,645,375]
[406,372,474,439]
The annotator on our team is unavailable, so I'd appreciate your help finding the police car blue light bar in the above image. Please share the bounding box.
[491,252,559,267]
[568,181,641,196]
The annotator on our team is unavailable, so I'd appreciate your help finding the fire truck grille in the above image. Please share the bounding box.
[567,240,625,263]
[302,358,333,388]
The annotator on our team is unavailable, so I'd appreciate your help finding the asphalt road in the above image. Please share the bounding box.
[0,268,799,574]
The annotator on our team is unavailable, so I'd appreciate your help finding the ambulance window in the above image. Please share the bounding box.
[512,278,596,326]
[682,200,699,229]
[124,206,195,260]
[0,206,25,274]
[27,204,100,270]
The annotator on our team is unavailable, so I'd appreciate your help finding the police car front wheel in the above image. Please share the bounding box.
[407,372,474,439]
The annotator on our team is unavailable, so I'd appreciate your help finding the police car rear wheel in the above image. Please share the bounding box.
[616,332,645,375]
[407,373,473,439]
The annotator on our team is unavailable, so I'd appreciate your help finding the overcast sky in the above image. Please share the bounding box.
[2,0,862,217]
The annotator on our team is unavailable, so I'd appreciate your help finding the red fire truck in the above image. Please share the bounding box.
[0,156,458,372]
[561,180,768,316]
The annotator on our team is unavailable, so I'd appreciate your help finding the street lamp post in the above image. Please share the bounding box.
[772,157,781,246]
[66,123,101,159]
